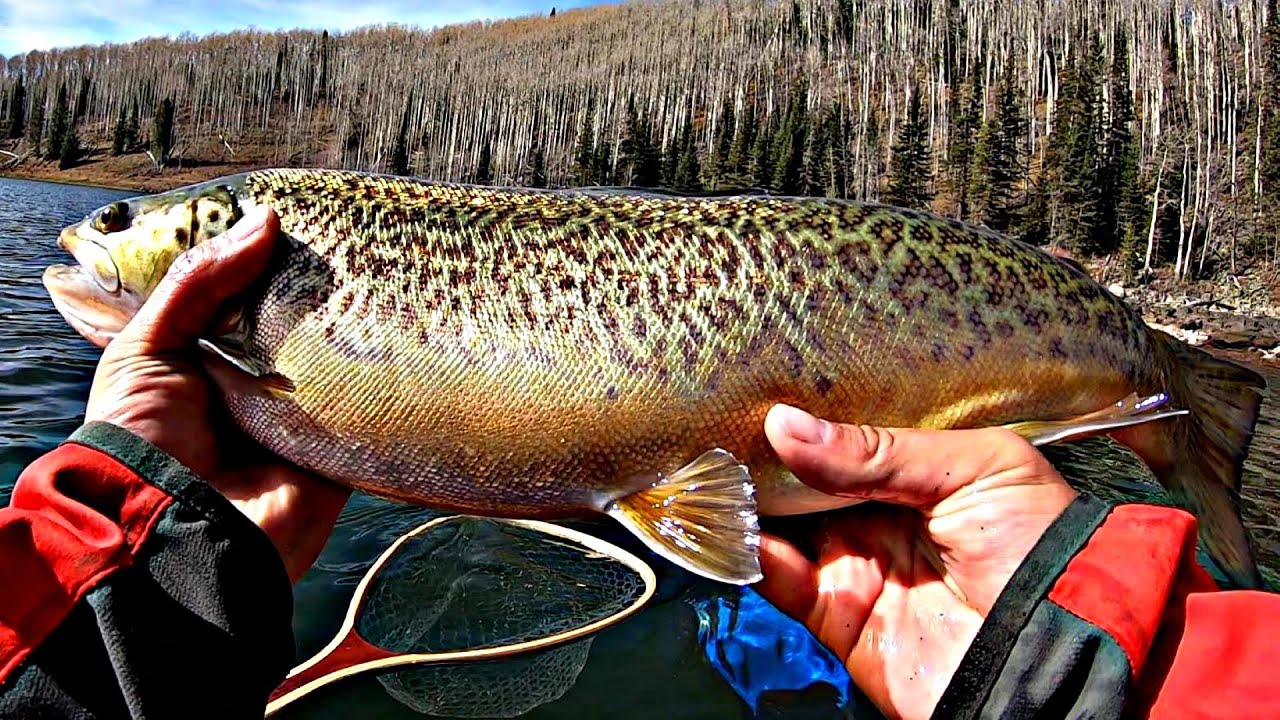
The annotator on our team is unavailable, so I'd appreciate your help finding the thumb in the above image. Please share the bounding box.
[122,207,279,352]
[764,404,1034,509]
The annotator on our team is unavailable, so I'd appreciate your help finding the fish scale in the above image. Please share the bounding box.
[43,168,1267,587]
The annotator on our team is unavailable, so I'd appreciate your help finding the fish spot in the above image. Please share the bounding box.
[814,375,833,396]
[605,385,620,401]
[1049,337,1068,359]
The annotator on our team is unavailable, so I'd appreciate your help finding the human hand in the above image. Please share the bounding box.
[83,207,350,582]
[756,405,1078,720]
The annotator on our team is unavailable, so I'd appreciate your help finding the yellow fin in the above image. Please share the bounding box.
[606,449,761,585]
[1004,392,1189,447]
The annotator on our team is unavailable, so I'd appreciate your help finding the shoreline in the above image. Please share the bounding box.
[0,151,267,194]
[0,167,138,192]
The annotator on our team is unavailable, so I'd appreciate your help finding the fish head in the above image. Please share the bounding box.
[44,181,244,346]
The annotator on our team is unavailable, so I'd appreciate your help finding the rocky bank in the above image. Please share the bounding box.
[1112,276,1280,367]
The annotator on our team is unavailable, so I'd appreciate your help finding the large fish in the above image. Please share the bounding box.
[43,169,1266,587]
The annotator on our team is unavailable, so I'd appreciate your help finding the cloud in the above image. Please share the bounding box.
[0,0,598,57]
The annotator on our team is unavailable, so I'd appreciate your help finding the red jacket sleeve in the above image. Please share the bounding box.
[0,422,294,719]
[934,495,1279,719]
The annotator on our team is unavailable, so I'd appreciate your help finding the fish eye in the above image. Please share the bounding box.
[95,202,129,233]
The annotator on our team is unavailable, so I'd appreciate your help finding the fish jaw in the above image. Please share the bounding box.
[43,261,130,348]
[43,218,165,346]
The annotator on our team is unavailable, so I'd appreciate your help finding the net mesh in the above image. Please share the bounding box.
[378,640,593,718]
[354,516,649,717]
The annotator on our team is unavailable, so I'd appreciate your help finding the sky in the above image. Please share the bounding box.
[0,0,609,57]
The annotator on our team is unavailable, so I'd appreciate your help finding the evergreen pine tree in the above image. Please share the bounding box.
[660,133,677,187]
[618,97,645,185]
[802,106,839,197]
[1064,38,1107,251]
[673,113,702,191]
[634,111,662,187]
[980,60,1027,233]
[593,136,613,185]
[6,76,25,140]
[47,83,70,161]
[529,143,548,188]
[708,98,735,189]
[770,83,809,194]
[26,91,44,157]
[1020,179,1053,246]
[153,96,177,167]
[573,111,596,185]
[725,105,756,188]
[1101,31,1142,266]
[58,124,80,170]
[948,74,983,221]
[390,98,412,175]
[126,102,140,152]
[474,138,493,185]
[750,115,775,189]
[74,75,91,121]
[112,104,129,156]
[832,109,852,198]
[885,86,934,209]
[1042,41,1107,252]
[864,107,884,199]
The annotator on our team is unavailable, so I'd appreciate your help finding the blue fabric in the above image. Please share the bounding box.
[691,587,853,713]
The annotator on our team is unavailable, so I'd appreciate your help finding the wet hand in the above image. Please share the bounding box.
[83,207,350,582]
[757,405,1077,720]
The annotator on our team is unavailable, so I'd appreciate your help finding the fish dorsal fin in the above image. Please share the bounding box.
[606,449,761,585]
[1004,392,1189,447]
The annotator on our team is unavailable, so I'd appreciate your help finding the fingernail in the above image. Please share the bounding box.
[775,404,830,445]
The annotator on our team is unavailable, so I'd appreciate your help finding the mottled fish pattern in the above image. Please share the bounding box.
[231,169,1149,514]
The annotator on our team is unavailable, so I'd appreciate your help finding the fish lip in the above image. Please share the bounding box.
[42,263,125,348]
[59,224,121,295]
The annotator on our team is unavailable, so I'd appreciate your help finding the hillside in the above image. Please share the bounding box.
[2,0,1278,282]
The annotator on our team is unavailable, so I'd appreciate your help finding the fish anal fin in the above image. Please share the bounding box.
[1004,392,1189,447]
[607,449,761,585]
[198,337,295,399]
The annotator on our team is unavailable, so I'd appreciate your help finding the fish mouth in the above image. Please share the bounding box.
[44,254,129,349]
[58,224,121,294]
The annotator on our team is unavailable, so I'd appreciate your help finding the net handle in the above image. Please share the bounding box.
[265,516,657,716]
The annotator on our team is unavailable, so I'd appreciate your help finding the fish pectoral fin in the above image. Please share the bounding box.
[606,449,761,586]
[198,336,296,399]
[1004,392,1190,447]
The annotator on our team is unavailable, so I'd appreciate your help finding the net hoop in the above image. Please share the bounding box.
[265,515,657,716]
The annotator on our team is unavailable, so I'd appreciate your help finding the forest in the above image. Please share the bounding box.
[1,0,1278,282]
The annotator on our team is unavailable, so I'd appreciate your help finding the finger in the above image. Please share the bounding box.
[809,527,884,661]
[755,533,818,620]
[123,207,279,352]
[764,404,1031,510]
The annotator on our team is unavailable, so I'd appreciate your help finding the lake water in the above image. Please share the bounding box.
[1,176,1276,718]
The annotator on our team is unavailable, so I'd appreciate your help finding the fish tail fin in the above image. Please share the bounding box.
[1117,332,1267,589]
[606,449,762,585]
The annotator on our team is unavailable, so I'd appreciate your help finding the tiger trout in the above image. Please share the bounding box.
[42,169,1266,587]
